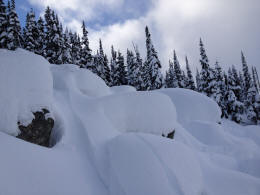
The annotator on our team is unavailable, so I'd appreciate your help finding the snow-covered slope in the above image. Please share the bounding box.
[0,50,260,195]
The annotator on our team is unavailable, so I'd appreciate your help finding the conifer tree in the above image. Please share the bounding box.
[199,38,215,97]
[36,16,45,55]
[252,66,260,93]
[185,56,196,90]
[7,0,22,50]
[24,9,38,52]
[62,28,72,64]
[231,65,243,101]
[71,32,81,65]
[144,26,163,90]
[99,40,111,85]
[116,51,127,85]
[110,46,120,86]
[0,0,8,48]
[214,61,227,118]
[241,52,258,124]
[196,68,202,92]
[126,49,136,86]
[132,44,143,90]
[165,60,178,88]
[173,50,185,88]
[93,39,110,85]
[80,21,92,68]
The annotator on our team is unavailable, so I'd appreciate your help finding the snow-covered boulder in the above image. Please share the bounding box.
[0,49,54,143]
[101,91,179,136]
[159,88,221,125]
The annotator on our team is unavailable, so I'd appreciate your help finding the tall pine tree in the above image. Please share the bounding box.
[199,38,215,97]
[144,26,163,90]
[185,56,196,90]
[7,0,22,50]
[0,0,7,48]
[80,21,92,68]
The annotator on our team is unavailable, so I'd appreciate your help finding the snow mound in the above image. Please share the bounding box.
[159,88,221,125]
[107,133,204,195]
[51,64,111,97]
[101,91,178,135]
[0,49,53,136]
[110,85,136,94]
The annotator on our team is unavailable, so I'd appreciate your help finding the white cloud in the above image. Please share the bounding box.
[29,0,124,21]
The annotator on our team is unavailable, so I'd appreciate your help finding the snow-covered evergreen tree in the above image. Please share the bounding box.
[0,0,7,48]
[7,0,22,50]
[80,21,92,68]
[70,32,81,65]
[116,51,127,85]
[62,28,72,64]
[126,49,135,86]
[165,60,178,88]
[24,9,38,52]
[110,46,120,86]
[35,16,45,55]
[93,39,110,85]
[214,61,227,117]
[241,52,258,124]
[185,56,196,90]
[43,8,64,64]
[231,65,243,101]
[252,66,260,93]
[173,50,185,88]
[196,68,202,92]
[199,38,215,97]
[144,26,163,90]
[132,44,143,90]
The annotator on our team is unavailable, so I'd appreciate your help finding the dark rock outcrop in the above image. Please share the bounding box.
[162,130,175,139]
[17,109,54,147]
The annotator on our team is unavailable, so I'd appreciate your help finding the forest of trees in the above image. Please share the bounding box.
[0,0,260,124]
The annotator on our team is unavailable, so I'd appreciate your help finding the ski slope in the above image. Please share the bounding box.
[0,49,260,195]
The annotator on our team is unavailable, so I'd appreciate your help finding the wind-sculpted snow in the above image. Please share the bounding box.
[160,88,221,126]
[0,49,53,136]
[101,91,178,136]
[110,85,137,94]
[0,50,260,195]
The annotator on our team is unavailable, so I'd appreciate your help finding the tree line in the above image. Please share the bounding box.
[0,0,260,124]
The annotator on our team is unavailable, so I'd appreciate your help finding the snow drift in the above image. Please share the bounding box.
[0,50,260,195]
[101,91,178,135]
[160,88,221,125]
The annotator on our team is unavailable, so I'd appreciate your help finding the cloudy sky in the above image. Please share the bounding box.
[15,0,260,73]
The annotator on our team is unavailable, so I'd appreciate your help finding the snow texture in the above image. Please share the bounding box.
[0,50,260,195]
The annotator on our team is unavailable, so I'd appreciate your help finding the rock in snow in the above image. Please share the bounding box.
[0,49,54,145]
[0,50,260,195]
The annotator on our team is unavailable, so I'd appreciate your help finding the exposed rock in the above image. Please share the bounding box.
[17,109,54,147]
[162,130,175,139]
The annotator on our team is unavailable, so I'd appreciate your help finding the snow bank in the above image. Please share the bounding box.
[110,85,136,94]
[51,64,111,97]
[107,133,204,195]
[159,88,221,125]
[0,49,53,136]
[101,91,178,135]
